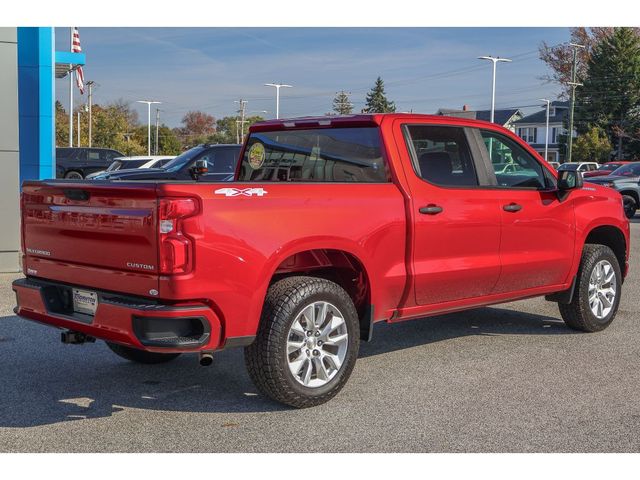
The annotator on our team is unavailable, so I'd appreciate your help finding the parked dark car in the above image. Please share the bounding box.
[56,147,125,179]
[585,161,640,218]
[583,161,633,178]
[89,144,241,181]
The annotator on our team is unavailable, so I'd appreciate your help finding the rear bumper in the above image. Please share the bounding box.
[12,277,222,353]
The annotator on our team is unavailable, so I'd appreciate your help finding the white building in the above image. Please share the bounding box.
[513,101,572,163]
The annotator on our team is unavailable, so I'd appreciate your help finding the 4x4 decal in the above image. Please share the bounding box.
[214,187,268,197]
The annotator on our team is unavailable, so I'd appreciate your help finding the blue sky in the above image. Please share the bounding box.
[55,27,571,127]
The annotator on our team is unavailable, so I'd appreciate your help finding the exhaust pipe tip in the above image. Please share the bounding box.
[199,352,213,367]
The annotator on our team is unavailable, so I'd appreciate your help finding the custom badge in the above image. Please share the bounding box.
[248,142,266,169]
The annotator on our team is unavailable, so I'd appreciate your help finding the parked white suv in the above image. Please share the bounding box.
[557,162,600,173]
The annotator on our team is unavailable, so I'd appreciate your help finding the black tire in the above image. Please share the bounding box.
[622,195,637,219]
[105,342,181,364]
[244,276,360,408]
[64,170,84,180]
[558,244,622,332]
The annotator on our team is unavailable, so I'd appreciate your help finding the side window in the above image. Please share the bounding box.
[404,125,478,187]
[209,149,237,173]
[87,149,101,161]
[480,130,548,189]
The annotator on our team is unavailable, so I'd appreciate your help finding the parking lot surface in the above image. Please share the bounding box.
[1,220,639,452]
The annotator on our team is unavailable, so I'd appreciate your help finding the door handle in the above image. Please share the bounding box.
[503,203,522,212]
[419,204,443,215]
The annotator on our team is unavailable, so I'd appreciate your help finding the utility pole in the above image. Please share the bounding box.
[86,81,95,147]
[567,43,585,163]
[235,99,248,143]
[264,83,292,119]
[155,108,162,155]
[539,98,551,162]
[136,100,162,155]
[477,56,512,123]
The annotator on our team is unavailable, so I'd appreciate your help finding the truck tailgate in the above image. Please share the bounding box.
[21,181,159,297]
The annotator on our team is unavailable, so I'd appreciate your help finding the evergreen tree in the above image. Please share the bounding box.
[363,77,396,113]
[576,28,640,159]
[332,91,353,115]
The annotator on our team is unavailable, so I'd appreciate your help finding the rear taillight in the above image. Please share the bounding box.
[158,197,198,275]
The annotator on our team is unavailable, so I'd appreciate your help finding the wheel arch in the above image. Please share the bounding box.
[584,224,627,281]
[264,245,375,341]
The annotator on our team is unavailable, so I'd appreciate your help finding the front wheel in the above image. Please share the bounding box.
[244,276,360,408]
[106,342,181,364]
[622,195,637,219]
[558,244,622,332]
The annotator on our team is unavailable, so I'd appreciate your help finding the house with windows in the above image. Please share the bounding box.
[436,105,523,132]
[513,101,571,163]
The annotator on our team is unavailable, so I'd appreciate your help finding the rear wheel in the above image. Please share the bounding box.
[244,276,360,408]
[622,195,637,219]
[106,342,181,364]
[64,171,84,180]
[558,244,621,332]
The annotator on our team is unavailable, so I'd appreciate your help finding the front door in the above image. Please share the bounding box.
[400,124,502,306]
[477,128,576,293]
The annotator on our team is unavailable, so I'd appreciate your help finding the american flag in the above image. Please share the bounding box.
[72,27,85,95]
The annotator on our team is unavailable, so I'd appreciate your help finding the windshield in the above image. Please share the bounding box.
[597,163,619,171]
[121,159,150,169]
[162,146,206,173]
[558,163,579,171]
[610,163,640,176]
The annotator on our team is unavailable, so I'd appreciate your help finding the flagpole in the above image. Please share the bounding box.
[69,27,74,147]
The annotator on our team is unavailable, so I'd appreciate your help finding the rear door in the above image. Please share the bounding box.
[399,123,502,306]
[475,128,575,293]
[22,181,160,296]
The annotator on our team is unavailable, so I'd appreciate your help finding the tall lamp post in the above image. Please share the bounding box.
[478,56,512,123]
[136,100,162,155]
[264,83,292,119]
[539,98,551,162]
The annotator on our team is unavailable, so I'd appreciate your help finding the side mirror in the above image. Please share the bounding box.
[557,169,583,191]
[191,159,208,178]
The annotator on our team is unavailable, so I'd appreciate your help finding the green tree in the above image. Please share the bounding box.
[155,125,182,155]
[91,101,146,155]
[332,91,353,115]
[363,77,396,113]
[577,28,640,159]
[572,126,613,163]
[55,101,69,146]
[209,115,265,144]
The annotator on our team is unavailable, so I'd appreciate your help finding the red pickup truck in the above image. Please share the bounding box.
[13,114,630,408]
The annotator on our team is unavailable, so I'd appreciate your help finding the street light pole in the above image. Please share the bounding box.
[136,100,161,155]
[264,83,292,119]
[478,56,512,123]
[567,43,585,163]
[86,81,95,147]
[539,98,551,162]
[77,110,81,147]
[155,108,162,155]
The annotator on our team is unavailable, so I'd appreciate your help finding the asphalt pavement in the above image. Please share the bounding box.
[1,220,639,452]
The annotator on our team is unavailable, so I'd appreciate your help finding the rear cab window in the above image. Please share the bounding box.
[238,127,389,182]
[403,125,479,187]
